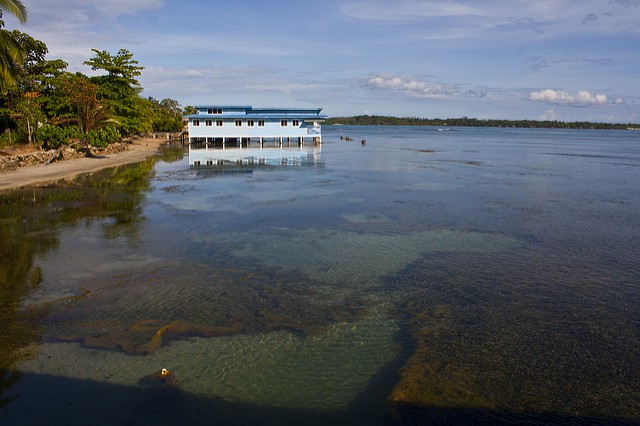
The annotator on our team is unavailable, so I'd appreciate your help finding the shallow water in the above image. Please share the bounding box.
[1,126,639,425]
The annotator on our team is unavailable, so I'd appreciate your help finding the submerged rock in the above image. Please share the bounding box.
[139,368,181,390]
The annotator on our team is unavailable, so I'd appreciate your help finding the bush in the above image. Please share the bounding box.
[87,127,120,148]
[37,126,120,149]
[37,126,82,149]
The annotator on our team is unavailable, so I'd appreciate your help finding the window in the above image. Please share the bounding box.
[281,120,288,126]
[235,120,242,127]
[247,120,254,127]
[292,120,300,127]
[216,120,223,127]
[207,108,223,114]
[205,120,212,126]
[192,120,200,127]
[258,120,265,127]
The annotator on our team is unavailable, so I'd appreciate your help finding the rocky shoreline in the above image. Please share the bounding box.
[0,137,165,192]
[0,142,130,173]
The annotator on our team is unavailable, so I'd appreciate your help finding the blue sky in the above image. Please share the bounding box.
[5,0,640,122]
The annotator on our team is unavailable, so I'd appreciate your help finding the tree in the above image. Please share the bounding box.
[83,48,143,87]
[183,105,197,115]
[0,0,28,91]
[148,97,183,132]
[7,31,47,143]
[83,49,151,135]
[0,23,22,91]
[56,73,111,134]
[11,91,43,143]
[1,31,67,143]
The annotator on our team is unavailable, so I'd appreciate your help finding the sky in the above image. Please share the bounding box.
[4,0,640,122]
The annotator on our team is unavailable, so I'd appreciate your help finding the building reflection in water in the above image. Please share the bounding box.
[188,139,322,174]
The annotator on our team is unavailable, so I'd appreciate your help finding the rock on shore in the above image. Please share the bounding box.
[0,143,129,173]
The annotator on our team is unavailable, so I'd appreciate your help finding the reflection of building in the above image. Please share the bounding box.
[185,105,326,147]
[189,144,322,171]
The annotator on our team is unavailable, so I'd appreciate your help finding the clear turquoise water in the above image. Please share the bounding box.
[1,126,639,425]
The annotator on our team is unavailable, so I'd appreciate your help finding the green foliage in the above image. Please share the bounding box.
[0,1,28,24]
[36,125,81,149]
[83,48,143,86]
[0,29,68,144]
[0,27,24,91]
[183,105,197,115]
[326,115,637,130]
[86,126,120,148]
[83,49,151,136]
[148,96,184,132]
[9,29,47,91]
[37,125,120,149]
[0,1,29,91]
[12,96,44,144]
[121,95,152,135]
[52,73,119,134]
[0,29,178,146]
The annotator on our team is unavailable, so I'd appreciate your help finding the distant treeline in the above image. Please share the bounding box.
[325,115,638,130]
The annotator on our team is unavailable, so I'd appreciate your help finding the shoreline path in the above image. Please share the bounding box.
[0,138,165,193]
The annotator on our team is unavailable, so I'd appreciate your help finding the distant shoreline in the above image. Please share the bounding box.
[325,115,638,130]
[0,137,165,193]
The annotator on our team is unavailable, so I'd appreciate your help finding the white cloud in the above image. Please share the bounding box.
[342,0,640,21]
[140,66,343,107]
[530,89,609,105]
[95,0,164,15]
[1,0,167,71]
[22,0,164,19]
[367,74,459,97]
[540,109,558,120]
[341,0,640,38]
[341,1,482,20]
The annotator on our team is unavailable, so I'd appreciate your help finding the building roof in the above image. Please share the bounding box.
[195,105,252,110]
[186,105,325,120]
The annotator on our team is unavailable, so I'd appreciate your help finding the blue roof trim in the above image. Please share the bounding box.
[248,108,323,114]
[186,105,326,120]
[192,106,323,115]
[186,114,327,120]
[196,105,252,109]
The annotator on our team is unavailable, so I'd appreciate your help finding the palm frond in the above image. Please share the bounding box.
[0,28,25,90]
[0,0,28,24]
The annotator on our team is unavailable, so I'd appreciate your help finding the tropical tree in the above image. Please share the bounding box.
[148,97,183,132]
[3,31,51,143]
[0,30,68,143]
[0,0,28,91]
[84,48,152,135]
[183,105,197,115]
[56,73,112,134]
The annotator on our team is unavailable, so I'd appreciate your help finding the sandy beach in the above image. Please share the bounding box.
[0,137,165,193]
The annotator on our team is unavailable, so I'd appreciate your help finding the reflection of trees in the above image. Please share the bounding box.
[0,158,155,405]
[156,143,184,164]
[71,158,156,240]
[0,201,55,409]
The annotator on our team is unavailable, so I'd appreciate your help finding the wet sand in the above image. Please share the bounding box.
[0,138,165,192]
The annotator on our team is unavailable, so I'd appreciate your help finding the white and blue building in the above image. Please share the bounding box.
[186,105,326,147]
[185,105,326,167]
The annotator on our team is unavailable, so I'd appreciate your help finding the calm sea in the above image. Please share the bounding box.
[1,126,639,425]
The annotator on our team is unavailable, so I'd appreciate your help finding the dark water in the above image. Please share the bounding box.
[1,126,639,425]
